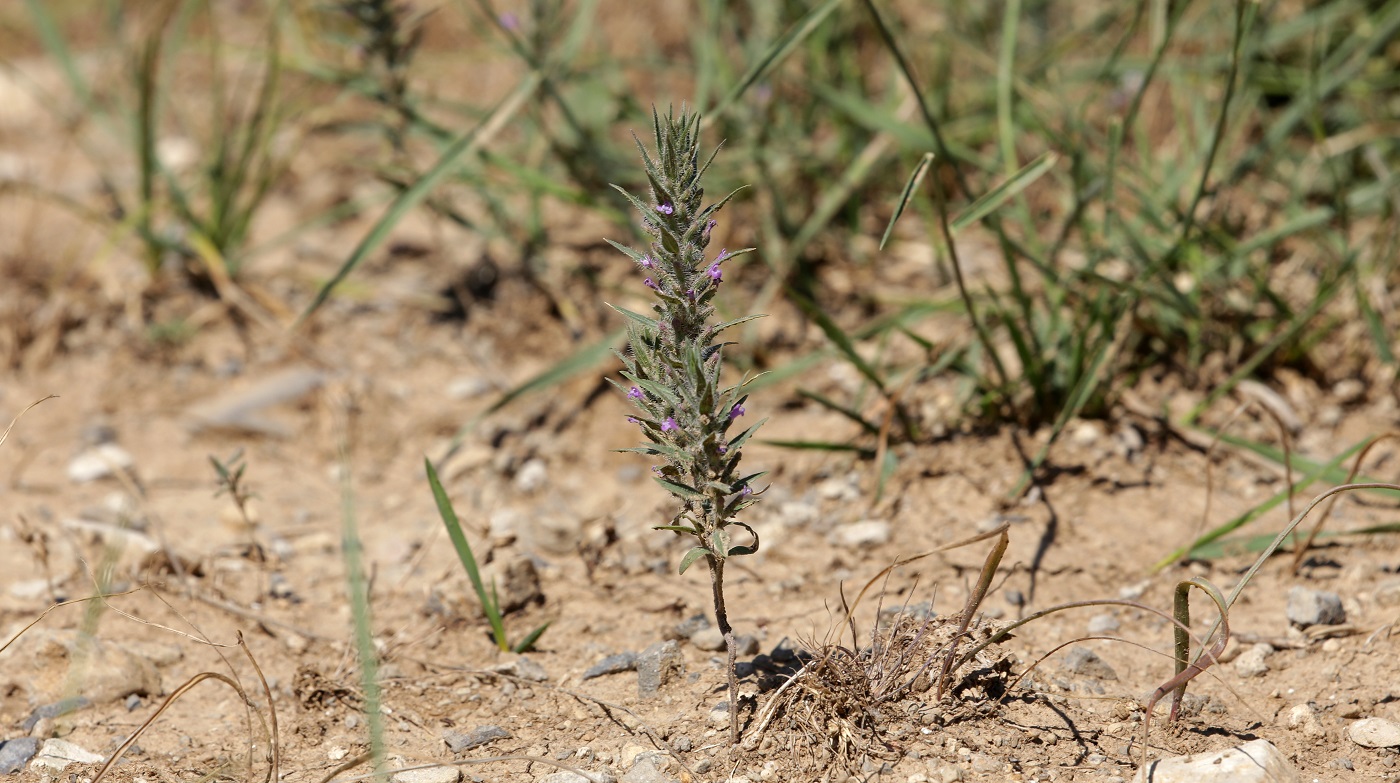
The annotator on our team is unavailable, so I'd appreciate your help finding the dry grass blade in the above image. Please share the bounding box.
[94,632,278,783]
[0,395,57,449]
[1290,431,1400,573]
[1141,576,1230,768]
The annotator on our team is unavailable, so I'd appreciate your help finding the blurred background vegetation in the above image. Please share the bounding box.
[1,0,1396,455]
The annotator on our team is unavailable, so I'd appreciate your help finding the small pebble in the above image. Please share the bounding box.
[1234,643,1272,678]
[832,520,891,548]
[1087,613,1120,635]
[637,641,684,697]
[1348,717,1400,748]
[1286,586,1346,628]
[582,652,638,681]
[443,725,510,753]
[1061,646,1117,680]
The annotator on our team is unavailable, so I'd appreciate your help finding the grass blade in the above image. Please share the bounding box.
[425,458,509,651]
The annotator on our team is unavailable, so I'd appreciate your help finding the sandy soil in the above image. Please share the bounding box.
[2,8,1400,781]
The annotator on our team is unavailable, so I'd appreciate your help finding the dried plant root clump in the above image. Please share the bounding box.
[743,612,1014,777]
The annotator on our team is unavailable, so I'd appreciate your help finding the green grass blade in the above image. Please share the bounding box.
[425,458,509,651]
[1151,437,1368,570]
[879,152,934,251]
[511,623,551,654]
[787,288,887,394]
[297,72,541,326]
[950,150,1059,233]
[705,0,843,122]
[340,451,385,771]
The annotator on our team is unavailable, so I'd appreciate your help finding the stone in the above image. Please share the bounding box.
[492,556,544,614]
[735,634,760,656]
[539,771,615,783]
[183,366,325,435]
[393,764,462,783]
[1233,643,1272,678]
[514,459,548,494]
[582,652,637,681]
[620,756,677,783]
[833,520,891,548]
[29,738,104,772]
[490,656,548,682]
[1132,739,1298,783]
[1286,704,1325,737]
[1087,614,1121,635]
[689,627,725,651]
[636,641,683,697]
[1286,586,1345,628]
[67,443,136,483]
[0,629,162,705]
[1347,717,1400,748]
[1061,646,1117,680]
[444,725,511,752]
[671,614,710,640]
[708,702,731,727]
[22,697,91,731]
[0,737,40,774]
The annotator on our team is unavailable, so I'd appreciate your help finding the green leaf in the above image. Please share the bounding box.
[654,524,701,535]
[711,313,767,336]
[606,302,658,330]
[727,418,768,450]
[726,521,760,557]
[426,458,508,651]
[950,150,1059,233]
[654,477,704,500]
[880,152,935,250]
[678,546,710,575]
[511,623,551,654]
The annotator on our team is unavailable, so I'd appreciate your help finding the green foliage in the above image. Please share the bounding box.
[425,459,549,654]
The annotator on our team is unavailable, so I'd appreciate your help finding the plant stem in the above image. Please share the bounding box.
[707,554,738,745]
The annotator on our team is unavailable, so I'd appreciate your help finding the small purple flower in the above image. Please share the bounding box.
[729,404,745,419]
[498,12,520,30]
[741,485,753,496]
[627,386,643,400]
[717,443,728,455]
[703,218,717,239]
[686,288,697,300]
[717,248,729,261]
[640,254,654,269]
[656,202,674,215]
[707,263,722,282]
[626,416,640,424]
[644,277,658,290]
[661,417,678,432]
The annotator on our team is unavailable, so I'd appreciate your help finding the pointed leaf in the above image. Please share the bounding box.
[606,302,658,329]
[654,477,704,499]
[726,521,760,557]
[678,546,710,575]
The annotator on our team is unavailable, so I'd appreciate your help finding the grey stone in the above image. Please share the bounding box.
[1061,646,1117,680]
[29,738,104,772]
[582,652,637,681]
[493,556,544,614]
[735,634,760,656]
[832,519,891,548]
[636,641,683,697]
[1132,739,1298,782]
[183,366,325,435]
[444,725,511,752]
[1286,587,1345,628]
[0,738,40,774]
[689,627,724,651]
[671,614,710,640]
[67,443,136,483]
[1234,643,1272,678]
[393,765,462,783]
[1087,613,1121,635]
[707,702,731,727]
[620,757,678,783]
[22,697,91,731]
[538,771,615,783]
[490,656,548,682]
[1,629,162,705]
[1347,717,1400,748]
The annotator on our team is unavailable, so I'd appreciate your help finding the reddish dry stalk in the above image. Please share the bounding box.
[707,555,739,745]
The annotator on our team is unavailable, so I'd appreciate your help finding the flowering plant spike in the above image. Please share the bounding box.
[606,106,764,745]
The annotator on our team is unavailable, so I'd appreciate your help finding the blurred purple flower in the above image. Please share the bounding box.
[498,12,520,30]
[640,254,655,269]
[729,404,745,419]
[644,277,658,290]
[703,218,717,239]
[656,202,674,215]
[626,416,639,424]
[717,443,728,455]
[707,263,722,282]
[627,386,644,400]
[661,417,678,432]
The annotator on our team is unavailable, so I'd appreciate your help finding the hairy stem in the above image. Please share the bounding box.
[707,554,738,745]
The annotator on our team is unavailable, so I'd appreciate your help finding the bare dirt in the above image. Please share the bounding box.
[2,10,1400,783]
[2,245,1399,783]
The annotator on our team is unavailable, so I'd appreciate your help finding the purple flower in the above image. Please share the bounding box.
[686,288,697,300]
[729,404,745,419]
[707,263,722,282]
[498,12,520,30]
[656,202,674,215]
[717,248,729,261]
[717,443,728,455]
[741,485,753,496]
[661,417,678,432]
[703,218,717,239]
[626,416,639,424]
[644,277,658,290]
[627,386,643,400]
[640,254,654,269]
